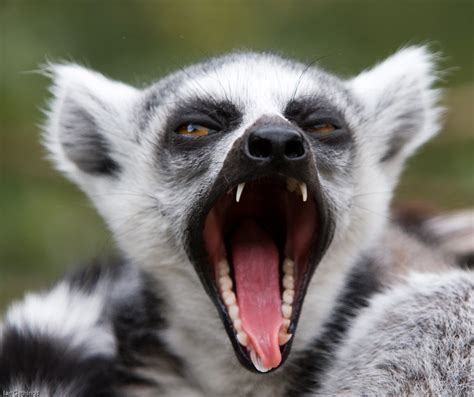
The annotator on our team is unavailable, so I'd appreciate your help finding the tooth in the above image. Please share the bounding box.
[279,331,293,346]
[217,259,230,276]
[219,275,233,291]
[223,290,236,306]
[283,275,294,290]
[299,182,307,202]
[236,183,245,202]
[218,267,230,277]
[283,289,294,304]
[250,350,271,373]
[233,318,242,331]
[228,304,239,321]
[283,258,294,275]
[237,331,248,346]
[286,177,297,192]
[282,318,291,331]
[282,303,292,319]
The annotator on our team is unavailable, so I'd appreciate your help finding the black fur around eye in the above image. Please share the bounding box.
[168,99,243,139]
[284,99,345,135]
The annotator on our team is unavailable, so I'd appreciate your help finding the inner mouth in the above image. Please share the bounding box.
[203,177,318,372]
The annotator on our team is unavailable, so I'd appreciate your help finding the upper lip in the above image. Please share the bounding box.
[184,148,334,373]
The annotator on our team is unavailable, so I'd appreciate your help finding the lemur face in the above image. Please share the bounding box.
[44,48,440,373]
[148,56,359,371]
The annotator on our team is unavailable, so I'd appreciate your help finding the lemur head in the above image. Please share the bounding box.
[43,47,440,373]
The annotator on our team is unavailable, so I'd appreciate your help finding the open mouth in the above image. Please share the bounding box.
[201,176,320,372]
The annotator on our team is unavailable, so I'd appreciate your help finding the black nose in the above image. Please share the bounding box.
[245,125,306,163]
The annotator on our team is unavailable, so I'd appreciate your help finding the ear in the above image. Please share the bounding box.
[348,46,442,179]
[43,63,139,186]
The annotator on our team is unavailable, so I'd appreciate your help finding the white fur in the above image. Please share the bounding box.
[3,282,116,358]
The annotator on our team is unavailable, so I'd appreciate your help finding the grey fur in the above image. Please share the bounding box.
[315,271,474,396]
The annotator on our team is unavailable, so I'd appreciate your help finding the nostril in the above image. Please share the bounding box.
[285,138,305,159]
[248,137,273,159]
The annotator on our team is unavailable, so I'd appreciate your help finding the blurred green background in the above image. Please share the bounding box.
[1,0,473,312]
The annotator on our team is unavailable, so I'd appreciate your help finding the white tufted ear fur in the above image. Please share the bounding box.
[348,46,442,182]
[43,64,140,188]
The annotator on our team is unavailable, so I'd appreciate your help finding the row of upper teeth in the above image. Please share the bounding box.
[216,258,295,351]
[235,178,308,203]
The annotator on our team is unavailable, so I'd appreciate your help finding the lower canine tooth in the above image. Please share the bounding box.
[237,332,248,346]
[250,350,271,373]
[279,332,293,346]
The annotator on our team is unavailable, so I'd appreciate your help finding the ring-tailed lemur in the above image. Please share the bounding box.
[1,46,473,396]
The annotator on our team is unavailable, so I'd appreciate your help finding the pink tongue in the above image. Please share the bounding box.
[230,219,283,369]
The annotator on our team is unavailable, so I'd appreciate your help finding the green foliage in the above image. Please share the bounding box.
[1,0,473,311]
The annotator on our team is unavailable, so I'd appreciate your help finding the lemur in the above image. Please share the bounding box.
[1,46,473,396]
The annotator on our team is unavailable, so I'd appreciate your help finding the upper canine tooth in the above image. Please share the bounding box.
[299,182,307,202]
[236,183,246,202]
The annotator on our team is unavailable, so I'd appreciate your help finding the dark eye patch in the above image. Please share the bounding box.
[284,97,352,147]
[167,98,243,138]
[284,98,344,131]
[157,98,243,177]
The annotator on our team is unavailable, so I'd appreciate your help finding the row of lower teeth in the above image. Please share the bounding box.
[216,257,294,349]
[279,258,294,346]
[217,259,249,347]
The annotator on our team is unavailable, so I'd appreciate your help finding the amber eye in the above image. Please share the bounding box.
[309,123,337,134]
[176,123,212,137]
